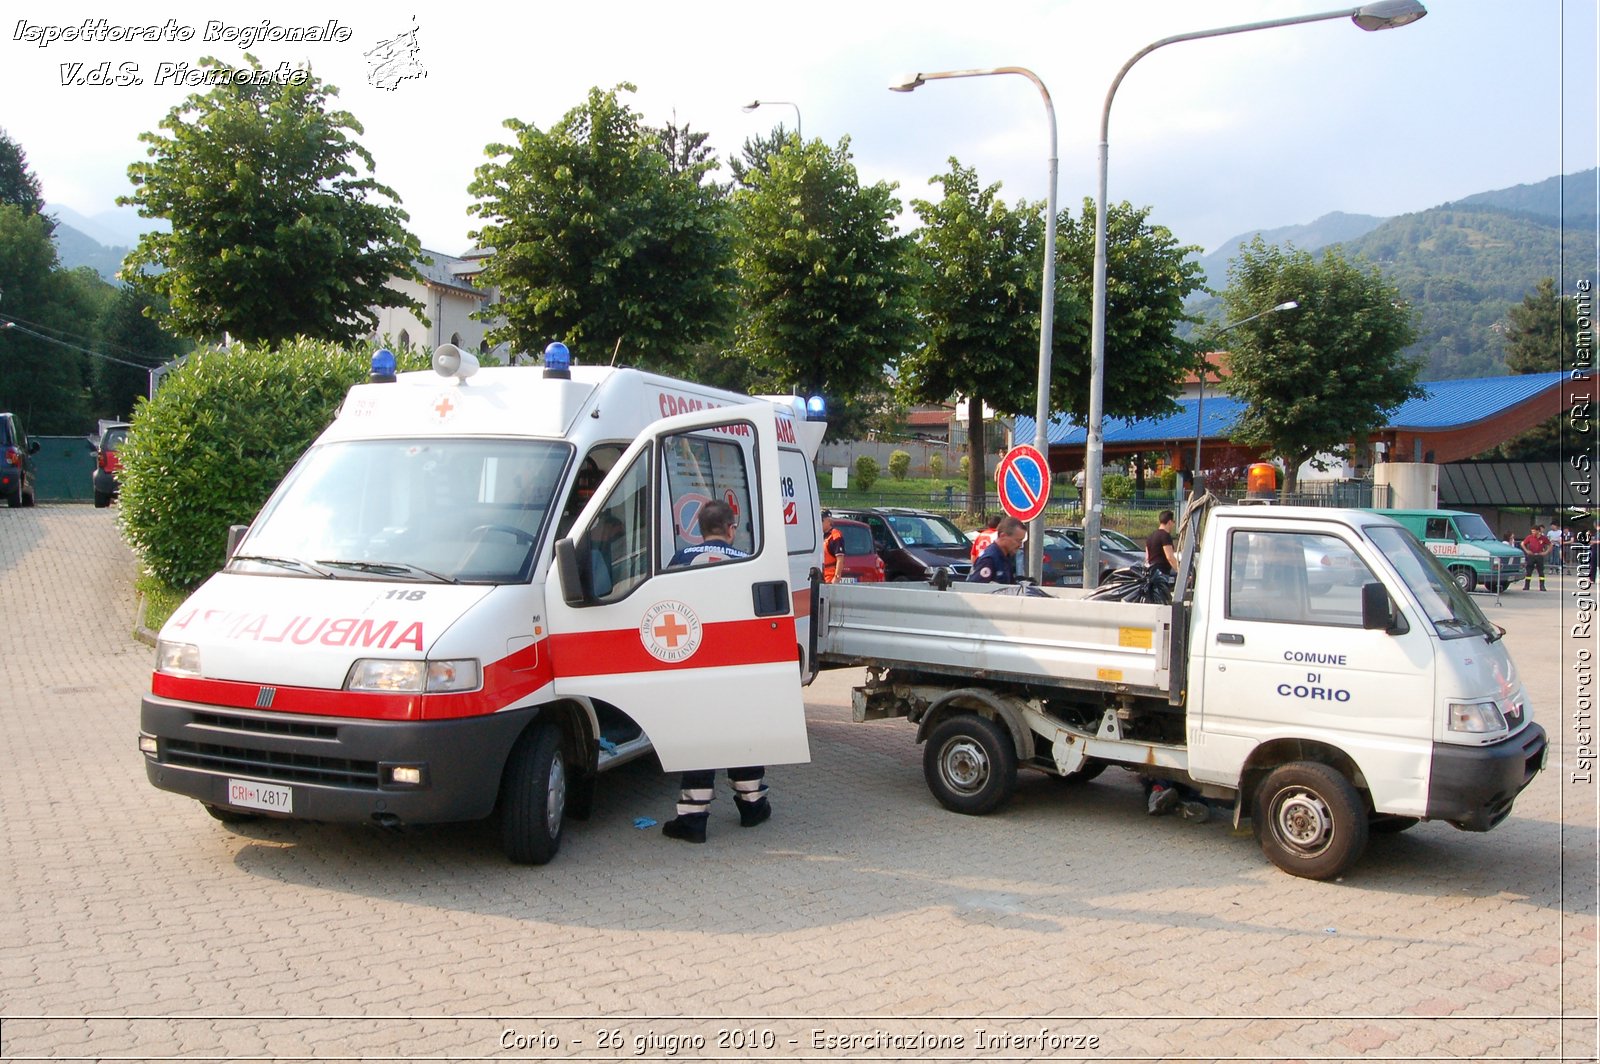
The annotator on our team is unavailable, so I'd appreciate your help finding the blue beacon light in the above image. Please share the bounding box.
[369,348,397,383]
[543,341,572,380]
[806,394,827,421]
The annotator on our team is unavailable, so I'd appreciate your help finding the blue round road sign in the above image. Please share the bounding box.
[996,445,1051,523]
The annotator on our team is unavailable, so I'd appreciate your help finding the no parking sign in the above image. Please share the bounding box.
[995,445,1051,523]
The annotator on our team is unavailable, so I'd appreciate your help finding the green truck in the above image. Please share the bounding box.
[1376,509,1525,592]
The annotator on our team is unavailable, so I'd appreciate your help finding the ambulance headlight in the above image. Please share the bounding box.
[1447,699,1507,734]
[155,640,202,677]
[345,659,481,693]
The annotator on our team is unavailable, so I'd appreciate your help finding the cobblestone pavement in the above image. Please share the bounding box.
[1,506,1595,1062]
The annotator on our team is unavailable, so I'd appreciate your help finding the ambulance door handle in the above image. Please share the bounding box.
[1216,632,1244,645]
[751,580,790,618]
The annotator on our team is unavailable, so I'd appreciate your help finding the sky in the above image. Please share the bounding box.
[3,0,1596,260]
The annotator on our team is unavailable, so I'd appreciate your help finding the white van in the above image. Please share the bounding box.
[140,346,826,863]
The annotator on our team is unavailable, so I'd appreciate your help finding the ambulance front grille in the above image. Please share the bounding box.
[166,739,380,788]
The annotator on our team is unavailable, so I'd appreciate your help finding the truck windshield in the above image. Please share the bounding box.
[1453,513,1500,542]
[1367,525,1496,640]
[232,438,571,584]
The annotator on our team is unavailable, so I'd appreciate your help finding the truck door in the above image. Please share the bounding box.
[544,404,809,772]
[1194,527,1433,811]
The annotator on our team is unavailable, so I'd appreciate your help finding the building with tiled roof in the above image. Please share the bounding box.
[369,249,506,359]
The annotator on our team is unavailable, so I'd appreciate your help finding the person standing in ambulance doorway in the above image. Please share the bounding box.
[968,515,1023,584]
[662,499,771,842]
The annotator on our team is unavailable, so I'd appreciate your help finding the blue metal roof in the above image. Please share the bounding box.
[1014,371,1567,447]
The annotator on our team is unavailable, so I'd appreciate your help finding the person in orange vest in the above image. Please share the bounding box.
[821,511,846,583]
[970,514,999,561]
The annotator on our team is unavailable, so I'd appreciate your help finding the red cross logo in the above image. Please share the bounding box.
[653,613,689,648]
[434,396,454,418]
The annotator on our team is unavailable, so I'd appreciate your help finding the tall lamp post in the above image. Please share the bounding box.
[1082,0,1426,585]
[889,66,1057,581]
[741,99,802,140]
[1193,300,1299,487]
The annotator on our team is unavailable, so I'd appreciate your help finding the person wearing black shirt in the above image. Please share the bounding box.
[1146,510,1178,576]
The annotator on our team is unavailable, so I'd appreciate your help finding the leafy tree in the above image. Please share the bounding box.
[469,84,734,373]
[902,161,1046,513]
[1051,199,1205,421]
[854,455,879,492]
[1483,276,1575,459]
[0,128,51,231]
[94,288,189,421]
[928,453,945,478]
[1222,238,1421,494]
[0,205,91,431]
[653,113,717,178]
[889,449,911,481]
[120,338,428,588]
[728,126,794,189]
[121,55,421,346]
[731,136,916,440]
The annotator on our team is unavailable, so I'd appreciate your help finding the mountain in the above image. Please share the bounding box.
[1193,211,1387,290]
[47,203,162,248]
[52,223,129,284]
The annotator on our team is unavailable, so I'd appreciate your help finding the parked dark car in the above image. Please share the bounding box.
[828,517,885,583]
[93,422,131,508]
[1051,525,1145,575]
[833,507,972,581]
[1,412,39,508]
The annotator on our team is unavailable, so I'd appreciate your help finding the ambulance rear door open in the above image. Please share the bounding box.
[545,404,809,772]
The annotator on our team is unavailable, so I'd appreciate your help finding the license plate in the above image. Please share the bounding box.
[226,778,293,814]
[840,576,859,584]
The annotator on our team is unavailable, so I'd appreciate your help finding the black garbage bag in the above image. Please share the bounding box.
[1086,564,1173,604]
[983,581,1052,597]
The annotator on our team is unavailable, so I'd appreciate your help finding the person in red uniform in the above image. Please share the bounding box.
[970,514,999,561]
[1522,524,1551,591]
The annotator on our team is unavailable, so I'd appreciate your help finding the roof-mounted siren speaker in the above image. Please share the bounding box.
[433,343,479,381]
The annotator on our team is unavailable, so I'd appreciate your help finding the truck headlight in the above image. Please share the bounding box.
[155,640,201,677]
[345,659,481,693]
[1447,699,1507,734]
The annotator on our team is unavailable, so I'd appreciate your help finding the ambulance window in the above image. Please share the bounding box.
[660,427,758,569]
[577,451,650,603]
[1227,531,1372,627]
[556,443,625,539]
[1425,517,1451,539]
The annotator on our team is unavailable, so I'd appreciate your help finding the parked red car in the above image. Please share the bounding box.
[93,422,130,508]
[827,517,885,583]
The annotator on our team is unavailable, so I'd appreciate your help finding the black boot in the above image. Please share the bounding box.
[737,795,771,828]
[662,814,707,843]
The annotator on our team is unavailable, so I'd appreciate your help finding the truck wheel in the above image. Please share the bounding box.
[924,714,1017,815]
[500,724,567,865]
[1054,758,1108,784]
[1252,761,1368,880]
[1449,566,1476,593]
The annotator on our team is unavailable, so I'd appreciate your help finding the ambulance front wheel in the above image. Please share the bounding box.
[1252,761,1368,880]
[924,713,1017,816]
[500,724,567,865]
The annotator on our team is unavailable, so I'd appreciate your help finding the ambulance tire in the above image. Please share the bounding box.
[1448,566,1476,593]
[924,713,1017,816]
[500,725,567,865]
[1253,761,1368,880]
[203,803,258,825]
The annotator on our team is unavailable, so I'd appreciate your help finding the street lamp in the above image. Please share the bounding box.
[1193,300,1299,485]
[1082,0,1426,585]
[889,66,1058,581]
[741,99,802,140]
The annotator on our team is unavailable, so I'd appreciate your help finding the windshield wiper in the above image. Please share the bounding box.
[229,554,333,578]
[318,559,459,584]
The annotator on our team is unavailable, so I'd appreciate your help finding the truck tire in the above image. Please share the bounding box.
[500,724,567,865]
[1253,761,1368,880]
[1449,566,1476,593]
[924,714,1017,816]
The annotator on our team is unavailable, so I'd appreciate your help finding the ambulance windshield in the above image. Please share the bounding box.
[232,438,571,584]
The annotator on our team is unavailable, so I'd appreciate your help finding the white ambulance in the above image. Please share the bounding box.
[139,344,826,864]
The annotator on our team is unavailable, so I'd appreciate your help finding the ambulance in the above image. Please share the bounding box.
[139,344,826,864]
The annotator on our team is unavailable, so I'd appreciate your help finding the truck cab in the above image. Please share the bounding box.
[140,347,825,864]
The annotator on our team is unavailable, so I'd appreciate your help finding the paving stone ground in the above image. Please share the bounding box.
[0,505,1594,1062]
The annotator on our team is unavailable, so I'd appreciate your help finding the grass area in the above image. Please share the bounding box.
[135,571,188,635]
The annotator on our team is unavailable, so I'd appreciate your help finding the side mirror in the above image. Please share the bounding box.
[225,524,250,558]
[1361,582,1407,633]
[555,537,588,607]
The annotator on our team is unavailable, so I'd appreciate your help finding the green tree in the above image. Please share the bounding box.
[728,126,794,189]
[0,206,91,431]
[1051,199,1205,421]
[94,288,189,420]
[854,455,879,492]
[902,161,1044,514]
[1487,276,1576,459]
[1222,238,1421,494]
[731,136,916,439]
[889,450,911,481]
[0,128,51,231]
[469,84,734,373]
[121,55,421,345]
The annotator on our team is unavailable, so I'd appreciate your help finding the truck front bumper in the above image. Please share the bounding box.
[1426,723,1547,831]
[140,694,541,825]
